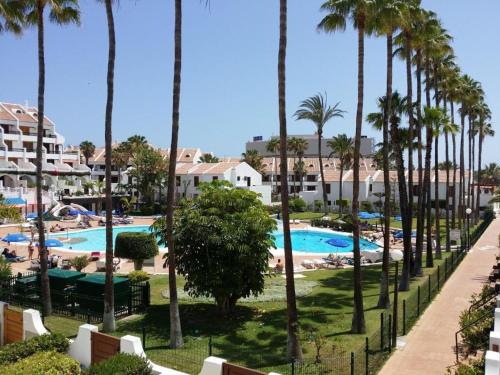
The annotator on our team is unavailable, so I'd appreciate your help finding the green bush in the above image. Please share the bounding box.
[70,255,89,272]
[289,197,306,212]
[128,270,150,283]
[310,217,354,232]
[87,353,152,375]
[0,256,12,281]
[139,205,154,216]
[483,206,494,221]
[0,333,69,366]
[360,201,373,213]
[1,351,80,375]
[74,190,84,196]
[115,232,159,270]
[334,199,349,208]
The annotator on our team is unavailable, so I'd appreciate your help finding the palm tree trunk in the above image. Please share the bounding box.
[424,60,433,268]
[414,49,424,277]
[279,0,302,361]
[299,156,304,193]
[36,0,51,317]
[471,132,476,221]
[405,34,414,247]
[451,101,457,229]
[476,126,483,222]
[339,162,344,216]
[351,23,366,334]
[377,32,392,308]
[459,110,466,230]
[444,99,450,252]
[467,117,472,212]
[102,0,116,333]
[165,0,184,348]
[433,67,441,260]
[318,132,328,213]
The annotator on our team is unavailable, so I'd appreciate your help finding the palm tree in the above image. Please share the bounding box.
[288,137,308,196]
[79,140,96,166]
[126,134,148,153]
[481,163,500,185]
[278,0,303,361]
[318,0,374,334]
[111,143,130,193]
[164,0,184,348]
[0,0,24,35]
[442,118,458,253]
[266,138,280,194]
[327,134,353,216]
[476,119,494,220]
[241,149,264,174]
[26,0,80,317]
[294,94,344,214]
[199,153,219,163]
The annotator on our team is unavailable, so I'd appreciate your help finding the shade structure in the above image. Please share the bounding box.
[37,239,64,247]
[2,233,29,242]
[326,238,350,248]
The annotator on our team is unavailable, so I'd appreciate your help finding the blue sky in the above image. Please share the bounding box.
[1,0,498,163]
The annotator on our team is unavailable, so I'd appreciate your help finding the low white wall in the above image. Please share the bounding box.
[68,324,98,368]
[485,351,500,375]
[199,356,226,375]
[23,309,48,340]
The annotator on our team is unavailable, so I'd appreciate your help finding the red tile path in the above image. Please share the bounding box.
[379,218,500,375]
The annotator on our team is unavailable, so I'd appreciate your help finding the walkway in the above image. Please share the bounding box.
[379,218,500,375]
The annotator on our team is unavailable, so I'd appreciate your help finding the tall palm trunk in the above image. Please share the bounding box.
[444,98,450,252]
[102,0,116,333]
[318,132,328,213]
[36,0,51,317]
[165,0,184,348]
[279,0,302,361]
[467,117,472,214]
[338,161,344,216]
[476,124,483,222]
[424,60,433,267]
[459,110,466,230]
[471,132,476,220]
[414,50,424,276]
[451,101,457,229]
[433,67,441,260]
[377,32,392,308]
[351,22,366,334]
[405,34,414,249]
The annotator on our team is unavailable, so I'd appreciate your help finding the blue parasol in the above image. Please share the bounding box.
[2,233,29,242]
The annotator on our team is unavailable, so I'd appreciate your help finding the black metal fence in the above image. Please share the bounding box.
[141,217,493,375]
[0,272,150,324]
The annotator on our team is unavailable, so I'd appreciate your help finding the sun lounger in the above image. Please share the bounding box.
[30,259,40,270]
[2,254,26,262]
[89,251,100,261]
[301,259,315,269]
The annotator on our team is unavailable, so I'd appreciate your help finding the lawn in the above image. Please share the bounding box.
[289,212,325,220]
[43,251,457,374]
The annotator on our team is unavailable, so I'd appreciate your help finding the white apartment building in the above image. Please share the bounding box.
[0,102,91,212]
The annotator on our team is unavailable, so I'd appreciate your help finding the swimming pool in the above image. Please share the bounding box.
[272,230,379,253]
[51,226,379,254]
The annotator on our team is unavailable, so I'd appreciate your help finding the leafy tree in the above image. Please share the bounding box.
[294,94,344,213]
[128,146,167,205]
[79,140,96,166]
[199,153,219,163]
[0,195,22,222]
[151,181,276,314]
[0,0,24,35]
[288,137,308,195]
[115,232,158,271]
[241,149,264,174]
[25,0,80,318]
[266,138,280,194]
[112,142,131,192]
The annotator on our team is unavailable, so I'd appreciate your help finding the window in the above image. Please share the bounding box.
[448,186,454,196]
[176,176,181,187]
[263,175,270,182]
[306,175,317,182]
[327,200,332,206]
[369,183,373,193]
[326,184,331,194]
[276,175,281,182]
[111,176,118,183]
[307,186,316,191]
[194,176,199,187]
[212,176,218,181]
[237,176,241,181]
[413,185,420,196]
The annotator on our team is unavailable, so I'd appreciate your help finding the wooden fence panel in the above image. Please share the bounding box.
[4,308,23,345]
[91,331,120,364]
[222,362,266,375]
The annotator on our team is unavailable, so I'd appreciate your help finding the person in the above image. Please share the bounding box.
[2,248,9,256]
[28,242,35,260]
[274,258,284,274]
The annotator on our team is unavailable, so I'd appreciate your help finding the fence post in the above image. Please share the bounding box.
[142,324,146,350]
[380,312,384,351]
[209,337,213,356]
[291,358,295,375]
[445,258,448,279]
[437,266,441,291]
[388,315,392,351]
[417,286,421,316]
[428,275,431,302]
[350,352,355,375]
[87,311,91,325]
[451,251,454,269]
[402,300,406,336]
[365,337,369,375]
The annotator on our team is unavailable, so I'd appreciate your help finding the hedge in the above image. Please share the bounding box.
[1,351,80,375]
[128,270,150,283]
[0,333,69,367]
[310,218,354,232]
[87,353,152,375]
[114,232,159,270]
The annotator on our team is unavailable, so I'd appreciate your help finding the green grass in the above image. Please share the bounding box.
[289,212,325,220]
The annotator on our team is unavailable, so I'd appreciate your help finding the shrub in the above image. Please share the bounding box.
[360,201,373,213]
[1,351,80,375]
[310,217,354,232]
[289,197,306,212]
[0,333,69,366]
[313,200,323,212]
[74,190,84,196]
[128,270,150,283]
[334,199,349,208]
[483,206,494,221]
[87,353,152,375]
[115,232,159,270]
[71,255,89,272]
[138,205,154,216]
[0,256,12,281]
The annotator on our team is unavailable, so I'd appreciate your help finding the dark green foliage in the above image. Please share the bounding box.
[334,199,349,208]
[310,217,354,232]
[289,197,307,212]
[151,181,276,314]
[483,206,494,221]
[447,356,485,375]
[128,270,150,283]
[1,351,80,375]
[360,201,373,213]
[0,334,69,366]
[87,353,152,375]
[70,255,89,272]
[115,232,159,270]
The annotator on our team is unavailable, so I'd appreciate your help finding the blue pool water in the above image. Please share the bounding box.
[52,226,379,254]
[272,230,379,253]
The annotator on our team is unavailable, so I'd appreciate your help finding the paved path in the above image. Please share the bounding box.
[379,218,500,375]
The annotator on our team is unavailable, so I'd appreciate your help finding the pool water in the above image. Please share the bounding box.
[272,230,379,253]
[52,226,379,254]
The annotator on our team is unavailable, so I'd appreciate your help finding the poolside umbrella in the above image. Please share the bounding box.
[37,239,64,248]
[2,233,29,243]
